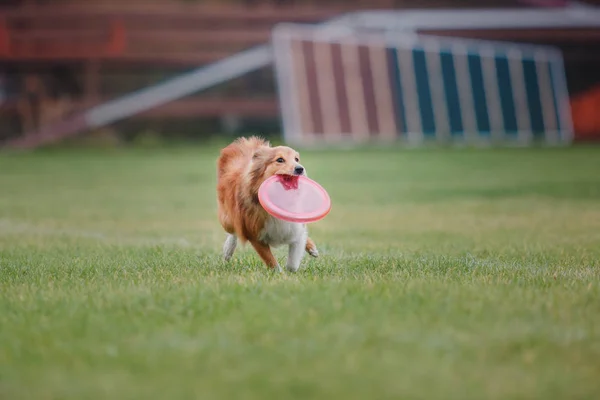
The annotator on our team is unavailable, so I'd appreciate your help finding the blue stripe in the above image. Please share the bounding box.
[467,53,490,134]
[547,61,563,136]
[387,48,407,135]
[440,51,463,135]
[495,55,518,135]
[522,59,545,136]
[412,48,436,135]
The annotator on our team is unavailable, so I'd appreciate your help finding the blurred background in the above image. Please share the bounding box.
[0,0,598,149]
[1,4,600,398]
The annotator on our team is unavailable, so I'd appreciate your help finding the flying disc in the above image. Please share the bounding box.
[258,175,331,223]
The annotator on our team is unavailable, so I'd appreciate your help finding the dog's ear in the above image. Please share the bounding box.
[252,147,272,163]
[250,147,273,181]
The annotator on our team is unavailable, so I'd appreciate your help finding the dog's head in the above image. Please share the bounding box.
[250,145,306,186]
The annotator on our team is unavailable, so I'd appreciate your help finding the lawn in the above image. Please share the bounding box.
[1,143,599,399]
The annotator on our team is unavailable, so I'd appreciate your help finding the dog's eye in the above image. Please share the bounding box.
[295,157,299,162]
[276,157,285,163]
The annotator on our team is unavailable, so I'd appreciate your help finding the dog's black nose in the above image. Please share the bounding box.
[294,166,304,175]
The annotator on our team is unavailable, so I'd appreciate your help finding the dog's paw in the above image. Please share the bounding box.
[223,252,234,262]
[308,248,319,258]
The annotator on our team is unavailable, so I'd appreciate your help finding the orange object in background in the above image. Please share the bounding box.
[571,84,600,142]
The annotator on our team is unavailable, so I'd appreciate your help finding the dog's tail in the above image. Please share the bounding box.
[217,136,269,180]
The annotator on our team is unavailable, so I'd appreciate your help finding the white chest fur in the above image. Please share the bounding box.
[259,217,306,247]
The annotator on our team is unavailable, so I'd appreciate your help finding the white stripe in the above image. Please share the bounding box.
[272,34,301,145]
[452,43,478,141]
[508,48,532,144]
[396,48,423,143]
[341,40,370,141]
[480,47,505,142]
[356,8,600,31]
[551,59,574,143]
[535,53,559,144]
[369,44,397,140]
[423,41,451,143]
[291,39,314,139]
[315,40,342,138]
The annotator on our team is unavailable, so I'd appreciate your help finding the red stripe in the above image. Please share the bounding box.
[330,42,351,135]
[302,40,324,135]
[358,44,380,135]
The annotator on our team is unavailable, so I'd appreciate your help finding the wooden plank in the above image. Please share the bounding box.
[7,27,270,47]
[4,29,268,60]
[1,98,279,118]
[127,30,271,45]
[7,30,109,40]
[35,0,525,12]
[0,5,347,22]
[104,52,236,66]
[0,50,233,65]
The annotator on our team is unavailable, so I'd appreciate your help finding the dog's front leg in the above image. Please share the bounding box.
[250,240,282,272]
[286,237,307,273]
[222,234,237,261]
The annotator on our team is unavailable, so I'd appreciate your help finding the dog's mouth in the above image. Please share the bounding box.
[280,174,298,181]
[277,174,300,190]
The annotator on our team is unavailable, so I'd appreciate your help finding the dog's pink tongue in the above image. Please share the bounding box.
[279,175,299,190]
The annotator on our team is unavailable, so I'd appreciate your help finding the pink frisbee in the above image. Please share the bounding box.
[258,175,331,223]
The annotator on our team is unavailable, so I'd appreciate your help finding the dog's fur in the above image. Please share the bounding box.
[216,136,319,272]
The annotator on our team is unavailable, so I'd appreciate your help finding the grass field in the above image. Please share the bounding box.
[1,143,599,399]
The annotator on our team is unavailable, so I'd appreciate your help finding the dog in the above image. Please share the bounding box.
[216,136,319,272]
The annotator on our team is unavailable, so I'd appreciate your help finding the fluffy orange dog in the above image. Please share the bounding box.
[216,136,319,272]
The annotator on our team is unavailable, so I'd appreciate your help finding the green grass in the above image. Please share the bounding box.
[1,144,600,399]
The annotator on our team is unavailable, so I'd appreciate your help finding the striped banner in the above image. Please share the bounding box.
[272,25,572,147]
